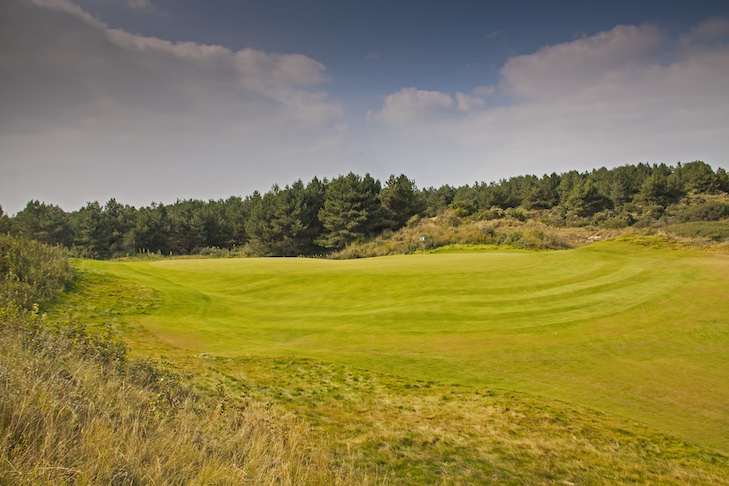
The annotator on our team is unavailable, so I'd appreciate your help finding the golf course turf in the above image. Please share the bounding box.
[81,237,729,454]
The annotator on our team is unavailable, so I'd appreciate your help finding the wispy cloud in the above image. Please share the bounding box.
[486,30,504,40]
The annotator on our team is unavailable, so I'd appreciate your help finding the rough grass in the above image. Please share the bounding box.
[216,356,729,485]
[329,217,585,259]
[660,220,729,242]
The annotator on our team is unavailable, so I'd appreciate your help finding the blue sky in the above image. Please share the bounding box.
[2,0,729,214]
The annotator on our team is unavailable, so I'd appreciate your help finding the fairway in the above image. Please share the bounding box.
[84,239,729,452]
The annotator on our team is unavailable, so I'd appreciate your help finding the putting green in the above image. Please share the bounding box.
[83,239,729,452]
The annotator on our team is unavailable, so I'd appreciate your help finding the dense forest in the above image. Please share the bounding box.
[2,161,728,258]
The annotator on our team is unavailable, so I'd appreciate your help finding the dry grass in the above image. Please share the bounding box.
[0,308,366,485]
[329,207,729,260]
[329,214,626,259]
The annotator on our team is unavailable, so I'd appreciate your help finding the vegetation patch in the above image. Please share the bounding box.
[661,221,729,242]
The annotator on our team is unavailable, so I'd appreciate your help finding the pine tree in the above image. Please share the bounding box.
[317,173,383,249]
[379,174,425,229]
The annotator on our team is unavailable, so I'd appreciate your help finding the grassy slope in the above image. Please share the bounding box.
[1,237,363,486]
[80,238,729,455]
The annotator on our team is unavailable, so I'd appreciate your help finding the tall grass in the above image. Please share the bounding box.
[0,309,360,485]
[0,235,73,309]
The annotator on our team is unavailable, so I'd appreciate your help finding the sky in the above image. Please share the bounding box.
[2,0,729,215]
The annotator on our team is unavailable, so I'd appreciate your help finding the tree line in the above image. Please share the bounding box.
[1,161,727,258]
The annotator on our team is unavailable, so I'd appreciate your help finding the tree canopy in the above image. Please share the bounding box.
[4,161,728,258]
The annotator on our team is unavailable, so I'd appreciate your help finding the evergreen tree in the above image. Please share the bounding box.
[72,201,110,258]
[608,165,639,208]
[423,185,455,214]
[638,171,685,207]
[379,174,425,229]
[522,174,560,209]
[716,167,729,193]
[221,196,250,247]
[12,201,72,247]
[565,180,612,216]
[317,172,383,249]
[558,171,582,206]
[299,177,328,253]
[130,203,171,253]
[103,198,136,256]
[0,205,10,234]
[167,199,206,253]
[677,161,717,194]
[245,179,327,256]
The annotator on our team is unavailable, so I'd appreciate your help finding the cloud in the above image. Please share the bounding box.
[375,88,455,125]
[486,30,504,40]
[371,21,729,182]
[455,92,485,111]
[681,17,729,44]
[500,24,665,100]
[373,88,488,126]
[0,0,350,213]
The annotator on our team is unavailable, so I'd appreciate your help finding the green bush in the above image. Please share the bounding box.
[602,211,636,229]
[677,201,729,223]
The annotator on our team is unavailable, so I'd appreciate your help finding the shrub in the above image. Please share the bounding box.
[505,207,528,222]
[450,200,475,217]
[677,201,729,223]
[602,211,636,229]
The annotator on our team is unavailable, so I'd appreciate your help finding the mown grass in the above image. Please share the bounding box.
[10,230,729,484]
[75,236,729,457]
[42,268,729,484]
